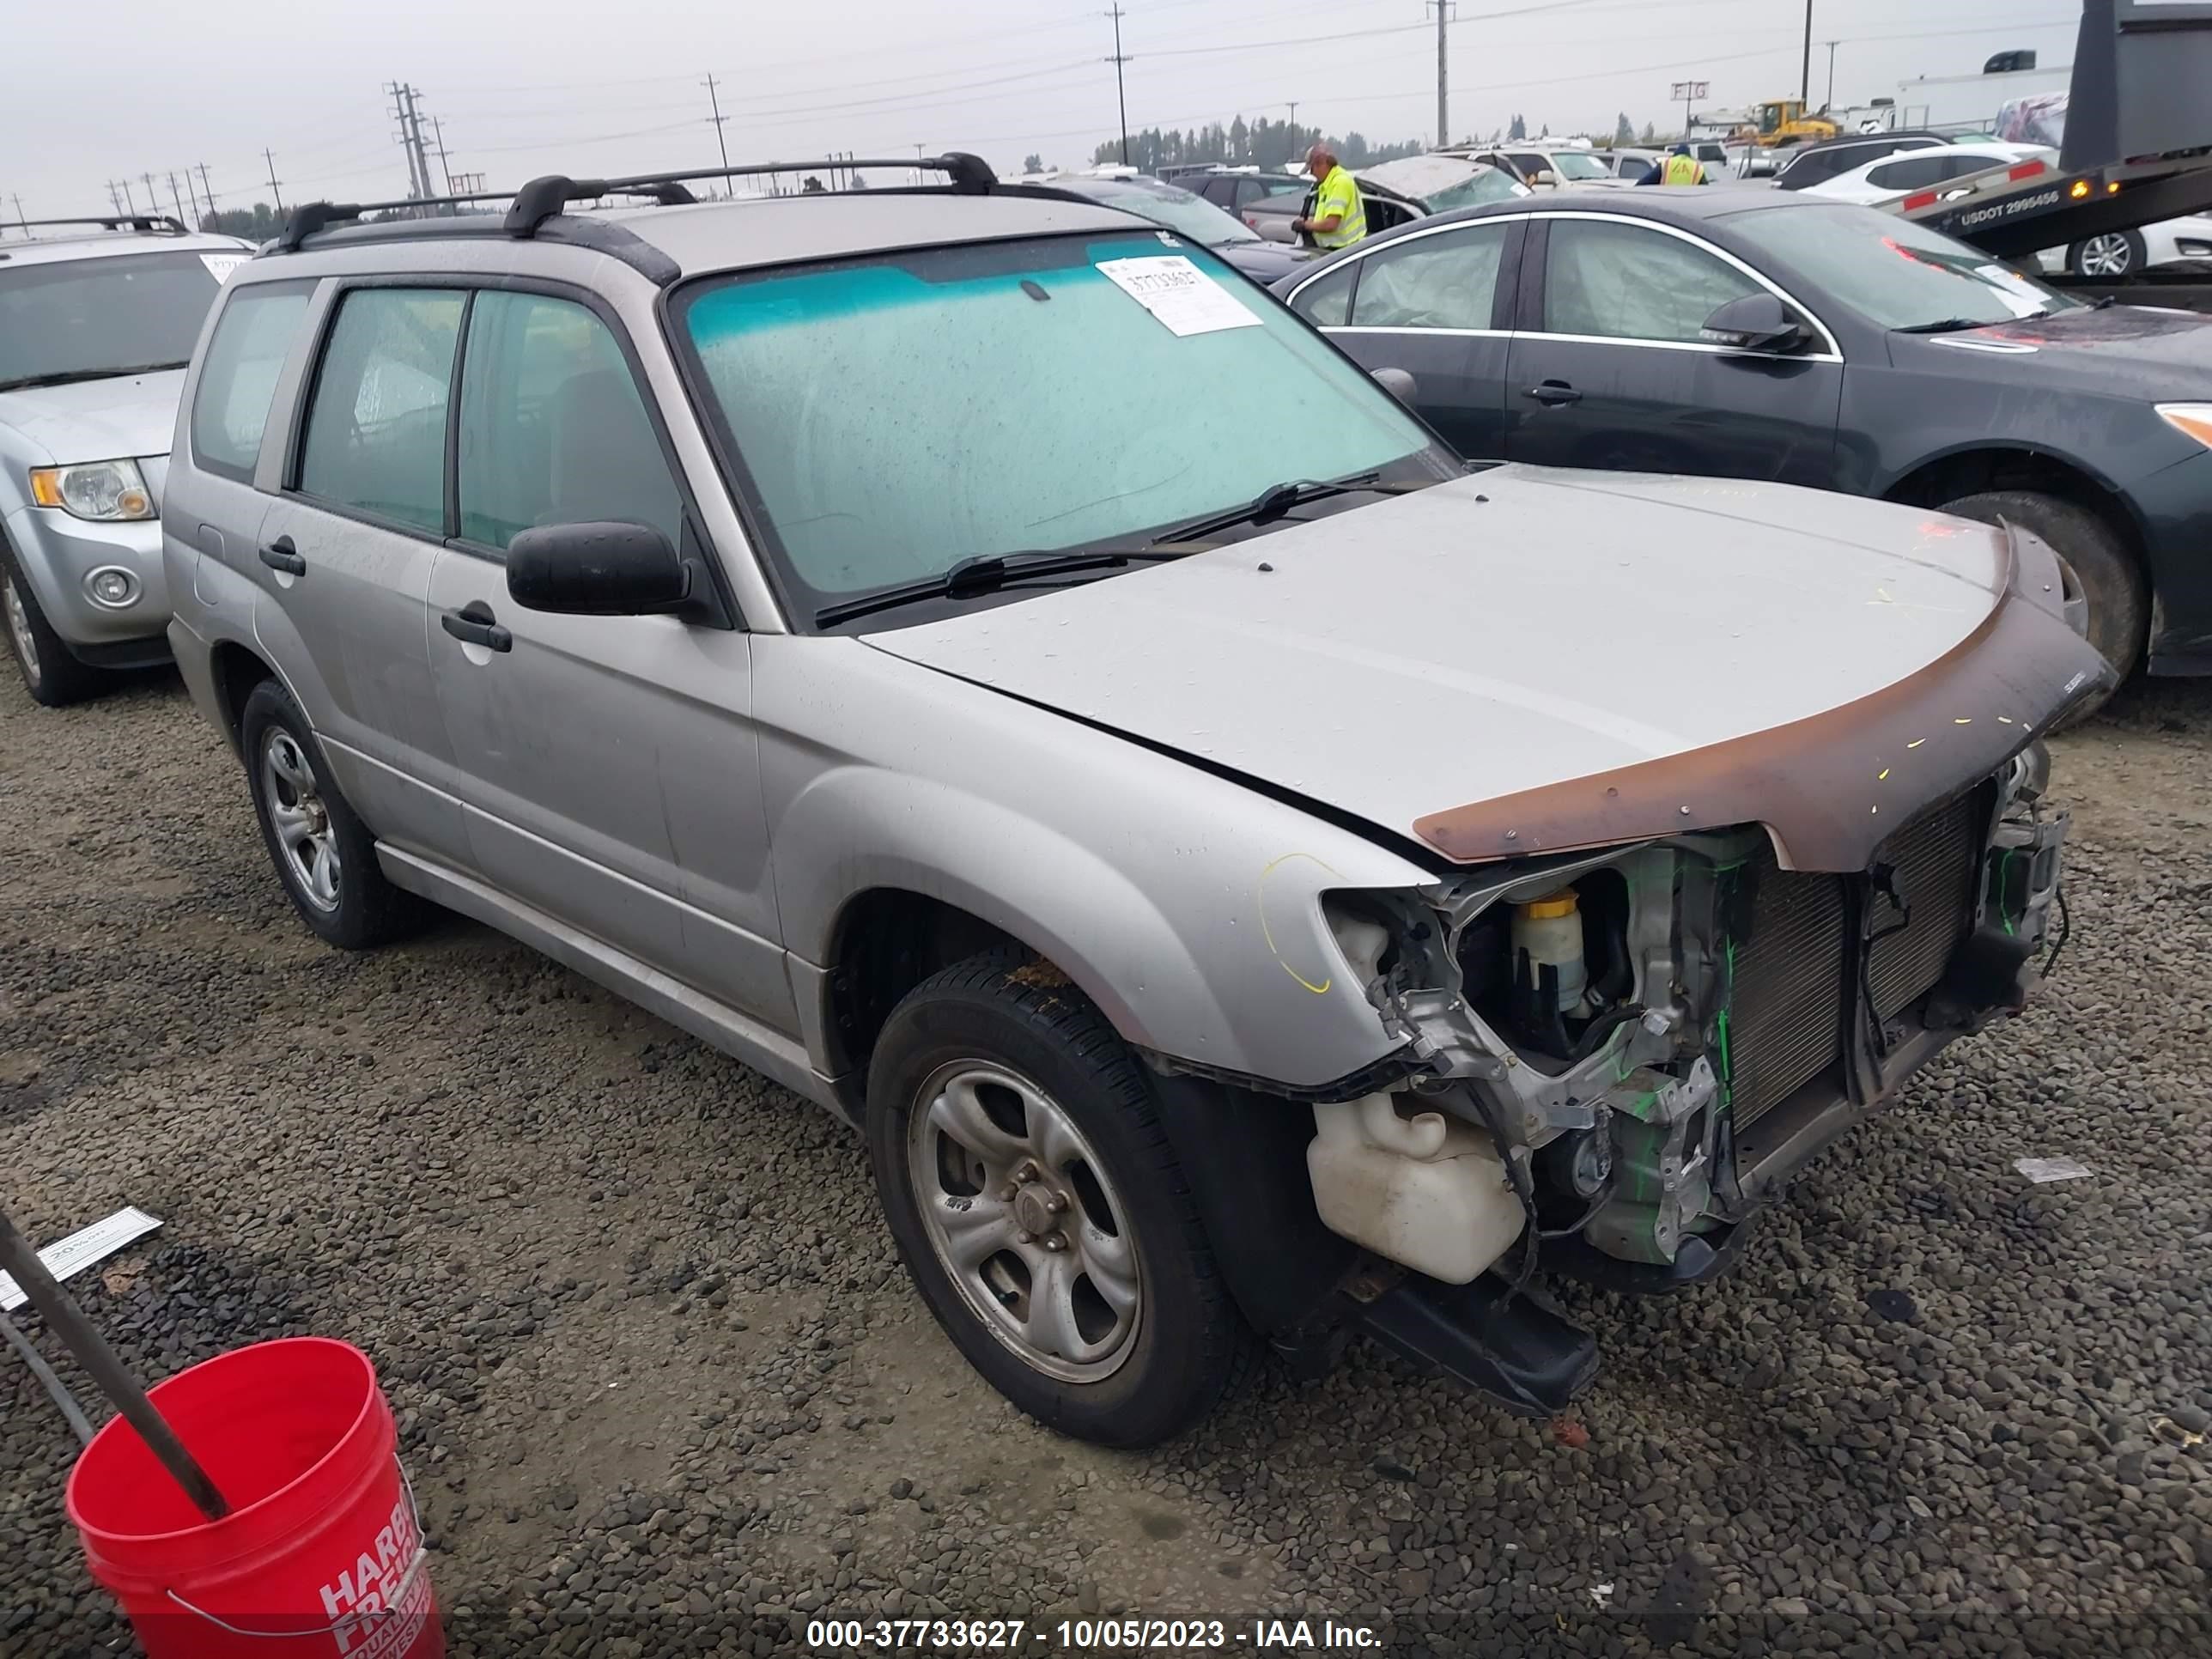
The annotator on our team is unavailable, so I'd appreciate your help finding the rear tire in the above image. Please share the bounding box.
[866,951,1255,1448]
[239,678,429,949]
[2,543,110,708]
[1939,489,2144,723]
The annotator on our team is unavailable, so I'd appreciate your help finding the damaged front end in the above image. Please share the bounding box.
[1304,742,2071,1413]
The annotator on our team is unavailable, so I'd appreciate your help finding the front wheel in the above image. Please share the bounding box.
[2070,230,2146,278]
[866,952,1254,1448]
[2,544,108,708]
[1939,489,2145,723]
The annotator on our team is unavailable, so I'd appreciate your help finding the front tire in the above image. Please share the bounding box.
[1939,489,2145,722]
[866,952,1253,1448]
[240,678,428,949]
[2,543,109,708]
[2069,229,2146,278]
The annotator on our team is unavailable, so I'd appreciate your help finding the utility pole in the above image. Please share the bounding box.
[1103,7,1130,167]
[105,180,123,215]
[1427,1,1450,149]
[167,171,188,227]
[118,177,137,214]
[389,82,426,199]
[263,149,284,213]
[12,195,27,231]
[196,162,215,217]
[180,167,202,227]
[430,116,456,193]
[141,173,157,218]
[1800,0,1813,104]
[1823,40,1839,110]
[702,73,731,173]
[1287,100,1299,157]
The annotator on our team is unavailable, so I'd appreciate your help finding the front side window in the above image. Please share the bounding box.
[0,251,223,392]
[1543,220,1761,343]
[1729,204,2072,329]
[1290,262,1355,325]
[1349,222,1510,331]
[190,280,313,480]
[678,233,1445,621]
[1547,152,1615,182]
[296,288,465,535]
[455,291,683,552]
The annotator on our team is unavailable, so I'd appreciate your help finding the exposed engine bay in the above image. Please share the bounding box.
[1305,742,2068,1297]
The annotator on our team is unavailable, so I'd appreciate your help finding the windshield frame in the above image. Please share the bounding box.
[0,247,226,392]
[1720,200,2077,332]
[660,230,1459,635]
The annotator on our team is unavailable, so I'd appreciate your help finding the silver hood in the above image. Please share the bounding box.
[865,467,2094,865]
[0,368,186,466]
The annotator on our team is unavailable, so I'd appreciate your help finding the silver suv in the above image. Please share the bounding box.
[1,216,251,704]
[164,158,2106,1447]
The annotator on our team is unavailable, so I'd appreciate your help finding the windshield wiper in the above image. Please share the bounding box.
[0,361,190,392]
[1151,471,1386,544]
[1892,315,2046,335]
[815,546,1191,629]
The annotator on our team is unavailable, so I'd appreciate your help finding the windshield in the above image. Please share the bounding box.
[1067,179,1261,246]
[1729,204,2076,330]
[1547,152,1613,181]
[678,232,1446,625]
[0,250,224,390]
[1418,168,1528,212]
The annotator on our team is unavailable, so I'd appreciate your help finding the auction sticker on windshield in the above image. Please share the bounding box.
[1096,255,1261,337]
[199,253,249,283]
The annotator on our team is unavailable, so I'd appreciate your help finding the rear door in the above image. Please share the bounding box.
[1504,214,1844,486]
[421,283,787,1024]
[1290,219,1522,459]
[250,282,469,860]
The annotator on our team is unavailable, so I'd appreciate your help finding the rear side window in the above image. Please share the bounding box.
[190,280,313,482]
[1349,222,1510,331]
[296,288,465,535]
[454,290,683,552]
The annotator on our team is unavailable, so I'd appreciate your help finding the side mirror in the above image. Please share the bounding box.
[507,521,690,616]
[1699,293,1814,355]
[1530,169,1555,185]
[1370,367,1419,404]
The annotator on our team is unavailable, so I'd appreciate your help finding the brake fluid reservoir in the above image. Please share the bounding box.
[1513,890,1588,1012]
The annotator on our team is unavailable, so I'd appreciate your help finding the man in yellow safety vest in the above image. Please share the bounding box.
[1291,143,1367,249]
[1639,143,1709,186]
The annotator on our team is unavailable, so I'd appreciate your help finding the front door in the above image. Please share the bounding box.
[1504,216,1844,486]
[1296,218,1521,461]
[422,286,787,1026]
[253,283,469,860]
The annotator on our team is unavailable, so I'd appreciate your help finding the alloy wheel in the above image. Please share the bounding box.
[906,1060,1142,1382]
[259,729,342,911]
[2078,234,2134,277]
[4,574,40,688]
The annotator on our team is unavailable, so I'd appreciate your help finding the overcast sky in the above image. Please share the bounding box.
[6,0,2086,216]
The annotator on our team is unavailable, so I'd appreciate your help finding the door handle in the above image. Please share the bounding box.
[258,537,306,576]
[440,600,512,653]
[1522,381,1583,406]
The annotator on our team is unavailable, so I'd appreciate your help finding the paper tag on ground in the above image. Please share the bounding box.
[200,253,248,283]
[0,1206,163,1312]
[2014,1156,2093,1183]
[1096,256,1261,337]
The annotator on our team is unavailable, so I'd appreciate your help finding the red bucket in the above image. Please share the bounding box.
[64,1337,442,1659]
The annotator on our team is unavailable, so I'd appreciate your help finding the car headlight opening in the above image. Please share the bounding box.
[28,459,156,522]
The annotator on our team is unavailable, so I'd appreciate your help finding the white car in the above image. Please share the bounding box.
[1802,141,2057,205]
[2043,215,2212,278]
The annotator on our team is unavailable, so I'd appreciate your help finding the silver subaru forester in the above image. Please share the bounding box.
[162,158,2106,1446]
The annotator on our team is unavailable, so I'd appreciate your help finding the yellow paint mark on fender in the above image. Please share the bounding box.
[1257,851,1344,995]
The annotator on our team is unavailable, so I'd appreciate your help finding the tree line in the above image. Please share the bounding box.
[1087,115,1422,173]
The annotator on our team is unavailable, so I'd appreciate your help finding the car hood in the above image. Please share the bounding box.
[865,467,2108,871]
[1212,240,1313,283]
[1919,301,2212,374]
[0,368,185,465]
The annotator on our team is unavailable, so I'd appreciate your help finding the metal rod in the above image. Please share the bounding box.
[0,1307,94,1444]
[0,1206,229,1520]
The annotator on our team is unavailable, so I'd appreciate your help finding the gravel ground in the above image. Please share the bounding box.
[3,665,2209,1659]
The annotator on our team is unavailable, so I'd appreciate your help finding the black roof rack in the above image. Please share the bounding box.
[3,214,188,237]
[270,153,1000,254]
[499,154,998,235]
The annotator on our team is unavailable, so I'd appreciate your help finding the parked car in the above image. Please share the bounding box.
[1772,131,1952,191]
[1457,147,1636,190]
[1186,167,1309,225]
[165,161,2102,1446]
[1802,141,2056,205]
[1240,155,1528,245]
[1032,171,1312,282]
[1275,189,2212,698]
[2038,214,2212,278]
[1606,147,1661,179]
[0,216,252,705]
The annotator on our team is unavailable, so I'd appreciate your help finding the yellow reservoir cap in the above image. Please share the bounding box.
[1519,892,1578,921]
